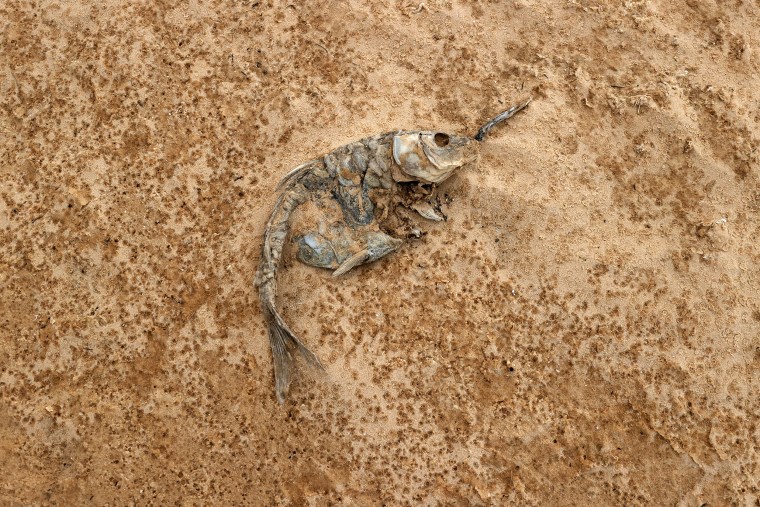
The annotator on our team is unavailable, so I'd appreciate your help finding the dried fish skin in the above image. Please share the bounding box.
[295,223,402,271]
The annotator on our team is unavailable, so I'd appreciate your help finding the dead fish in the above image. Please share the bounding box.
[255,98,531,403]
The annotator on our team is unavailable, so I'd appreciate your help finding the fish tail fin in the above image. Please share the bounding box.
[258,170,323,404]
[265,304,323,404]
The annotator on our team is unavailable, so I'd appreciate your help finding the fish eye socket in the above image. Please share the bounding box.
[433,133,450,147]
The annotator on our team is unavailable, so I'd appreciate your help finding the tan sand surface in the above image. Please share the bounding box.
[1,0,759,504]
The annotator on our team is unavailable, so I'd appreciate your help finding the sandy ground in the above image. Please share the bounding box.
[1,0,759,505]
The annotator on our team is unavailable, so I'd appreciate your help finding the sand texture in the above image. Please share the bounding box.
[1,0,759,505]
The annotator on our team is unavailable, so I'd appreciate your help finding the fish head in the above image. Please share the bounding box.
[392,131,479,184]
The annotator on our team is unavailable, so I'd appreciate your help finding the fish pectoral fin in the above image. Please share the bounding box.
[332,249,370,277]
[412,202,446,221]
